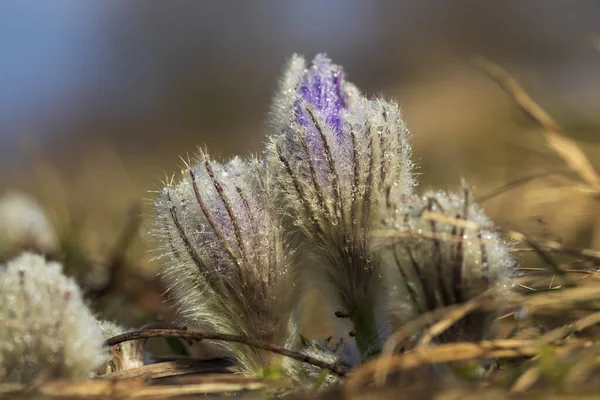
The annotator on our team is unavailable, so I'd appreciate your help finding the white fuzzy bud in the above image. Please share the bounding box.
[0,253,107,383]
[154,151,298,375]
[376,188,514,342]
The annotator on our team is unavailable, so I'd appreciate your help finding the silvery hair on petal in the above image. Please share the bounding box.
[0,253,108,383]
[375,188,514,343]
[154,150,298,376]
[266,54,414,359]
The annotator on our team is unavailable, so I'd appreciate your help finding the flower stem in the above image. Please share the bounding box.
[351,299,380,361]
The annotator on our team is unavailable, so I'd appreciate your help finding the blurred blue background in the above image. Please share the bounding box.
[0,0,599,179]
[1,0,600,303]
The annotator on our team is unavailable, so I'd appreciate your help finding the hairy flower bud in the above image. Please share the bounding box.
[266,54,414,359]
[154,150,298,375]
[268,53,360,138]
[0,253,108,383]
[375,188,514,342]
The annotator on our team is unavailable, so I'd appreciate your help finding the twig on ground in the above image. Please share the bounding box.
[105,328,348,377]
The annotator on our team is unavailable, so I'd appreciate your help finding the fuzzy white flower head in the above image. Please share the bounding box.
[154,150,298,375]
[376,188,514,342]
[0,192,58,260]
[0,253,108,383]
[266,54,414,359]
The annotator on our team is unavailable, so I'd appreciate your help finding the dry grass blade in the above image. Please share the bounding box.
[518,286,600,311]
[102,358,234,380]
[26,375,281,398]
[564,345,600,387]
[472,55,600,193]
[510,366,541,393]
[20,379,146,398]
[374,295,493,386]
[476,169,568,203]
[417,293,493,348]
[381,306,466,357]
[541,311,600,343]
[346,339,590,392]
[508,230,600,264]
[127,375,283,398]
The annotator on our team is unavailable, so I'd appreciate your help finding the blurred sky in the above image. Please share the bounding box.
[0,1,599,169]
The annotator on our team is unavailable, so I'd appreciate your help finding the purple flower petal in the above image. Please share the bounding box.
[295,54,348,133]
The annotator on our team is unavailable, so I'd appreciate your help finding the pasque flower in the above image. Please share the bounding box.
[266,54,414,359]
[0,253,107,383]
[153,53,516,384]
[154,150,298,375]
[375,188,514,342]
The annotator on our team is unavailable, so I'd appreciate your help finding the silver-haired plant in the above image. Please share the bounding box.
[0,253,108,383]
[266,54,414,359]
[154,151,299,376]
[375,188,514,343]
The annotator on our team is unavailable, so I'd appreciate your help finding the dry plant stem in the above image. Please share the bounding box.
[417,292,494,348]
[541,311,600,343]
[377,222,600,266]
[564,345,600,387]
[374,294,493,385]
[476,169,569,203]
[519,285,600,310]
[346,339,591,392]
[14,375,283,398]
[507,230,600,265]
[105,329,347,377]
[472,55,600,192]
[381,306,462,356]
[102,359,235,380]
[510,366,541,393]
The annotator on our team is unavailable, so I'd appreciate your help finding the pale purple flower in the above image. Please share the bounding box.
[266,54,414,359]
[295,54,349,133]
[154,150,298,375]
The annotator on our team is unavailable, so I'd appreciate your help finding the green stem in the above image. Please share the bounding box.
[351,299,380,361]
